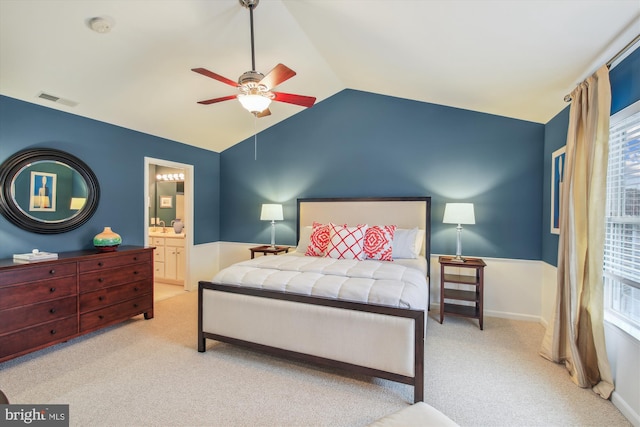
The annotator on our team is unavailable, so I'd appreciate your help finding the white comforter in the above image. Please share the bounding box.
[212,253,428,310]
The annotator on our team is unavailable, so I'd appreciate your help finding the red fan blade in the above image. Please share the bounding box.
[256,108,271,118]
[197,94,238,105]
[192,68,239,88]
[260,64,296,90]
[272,91,316,108]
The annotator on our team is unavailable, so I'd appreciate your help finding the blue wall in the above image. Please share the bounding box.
[0,96,221,259]
[611,47,640,116]
[541,47,640,265]
[221,90,545,260]
[541,106,570,265]
[3,47,635,262]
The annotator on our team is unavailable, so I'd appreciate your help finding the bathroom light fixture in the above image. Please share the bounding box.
[156,173,185,182]
[443,203,475,262]
[260,204,283,248]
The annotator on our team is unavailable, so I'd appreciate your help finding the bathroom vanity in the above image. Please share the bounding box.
[150,232,185,286]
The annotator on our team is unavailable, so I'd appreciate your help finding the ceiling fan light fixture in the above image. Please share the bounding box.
[191,0,315,116]
[238,94,271,114]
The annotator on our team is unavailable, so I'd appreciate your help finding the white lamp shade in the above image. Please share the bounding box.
[238,94,272,114]
[260,204,283,221]
[443,203,475,225]
[69,197,86,210]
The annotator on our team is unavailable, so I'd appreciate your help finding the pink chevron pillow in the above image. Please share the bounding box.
[325,223,368,260]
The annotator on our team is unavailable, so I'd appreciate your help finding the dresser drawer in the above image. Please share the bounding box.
[0,316,77,360]
[0,262,76,286]
[78,250,152,273]
[80,280,152,312]
[80,263,152,293]
[80,294,153,332]
[0,296,77,335]
[0,276,76,310]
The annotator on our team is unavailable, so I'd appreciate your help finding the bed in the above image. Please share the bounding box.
[198,197,431,402]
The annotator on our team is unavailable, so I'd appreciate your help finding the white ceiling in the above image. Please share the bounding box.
[1,0,639,153]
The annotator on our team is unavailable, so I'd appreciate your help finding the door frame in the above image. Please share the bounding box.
[144,157,194,291]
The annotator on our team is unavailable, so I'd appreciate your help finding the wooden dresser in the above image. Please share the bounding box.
[0,246,154,363]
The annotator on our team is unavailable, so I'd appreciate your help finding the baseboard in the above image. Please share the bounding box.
[611,391,640,427]
[428,303,542,323]
[484,309,541,323]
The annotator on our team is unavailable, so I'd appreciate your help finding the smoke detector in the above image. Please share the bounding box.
[88,17,114,34]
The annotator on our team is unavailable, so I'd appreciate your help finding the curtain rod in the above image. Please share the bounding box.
[564,33,640,102]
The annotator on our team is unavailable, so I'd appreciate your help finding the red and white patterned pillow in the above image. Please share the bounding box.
[325,223,368,260]
[305,222,331,257]
[364,225,396,261]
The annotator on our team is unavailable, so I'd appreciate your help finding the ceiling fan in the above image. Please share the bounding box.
[192,0,316,117]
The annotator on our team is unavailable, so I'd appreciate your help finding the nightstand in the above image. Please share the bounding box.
[249,245,290,259]
[439,256,486,330]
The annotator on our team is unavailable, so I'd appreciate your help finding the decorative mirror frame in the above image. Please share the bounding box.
[0,148,100,234]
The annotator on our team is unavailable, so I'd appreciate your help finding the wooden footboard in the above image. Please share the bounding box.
[198,281,425,403]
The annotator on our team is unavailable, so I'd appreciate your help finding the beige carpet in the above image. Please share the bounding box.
[0,291,631,426]
[154,282,187,302]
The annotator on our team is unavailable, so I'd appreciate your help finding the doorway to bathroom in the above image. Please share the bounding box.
[144,157,194,301]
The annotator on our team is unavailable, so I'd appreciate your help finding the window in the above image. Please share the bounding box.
[604,100,640,340]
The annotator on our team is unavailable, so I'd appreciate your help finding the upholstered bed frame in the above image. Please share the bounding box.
[198,197,431,402]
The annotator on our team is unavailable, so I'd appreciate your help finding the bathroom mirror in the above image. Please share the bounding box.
[0,148,100,233]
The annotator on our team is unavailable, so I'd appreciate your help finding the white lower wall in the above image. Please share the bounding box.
[188,243,639,425]
[430,254,542,322]
[187,241,219,291]
[606,321,640,426]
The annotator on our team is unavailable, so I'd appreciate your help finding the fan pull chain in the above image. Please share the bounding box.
[254,114,258,161]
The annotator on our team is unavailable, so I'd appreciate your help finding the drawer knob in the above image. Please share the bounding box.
[49,269,56,275]
[134,287,139,292]
[98,296,104,301]
[50,329,56,335]
[98,278,104,282]
[133,303,138,308]
[98,262,103,267]
[49,287,56,293]
[98,315,104,320]
[49,308,56,314]
[134,271,139,275]
[133,256,138,261]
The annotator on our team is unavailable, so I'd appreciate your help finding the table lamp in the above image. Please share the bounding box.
[260,204,283,248]
[443,203,475,262]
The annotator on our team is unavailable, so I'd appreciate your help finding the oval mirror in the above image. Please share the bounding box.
[0,148,100,234]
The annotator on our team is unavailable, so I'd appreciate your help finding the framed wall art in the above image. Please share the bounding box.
[551,146,566,234]
[29,171,57,212]
[160,196,173,208]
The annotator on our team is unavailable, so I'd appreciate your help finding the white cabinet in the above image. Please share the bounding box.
[150,236,185,286]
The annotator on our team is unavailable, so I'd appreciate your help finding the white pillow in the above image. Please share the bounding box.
[393,228,424,259]
[415,229,425,256]
[296,226,313,253]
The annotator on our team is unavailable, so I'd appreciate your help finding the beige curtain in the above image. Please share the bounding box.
[540,65,614,399]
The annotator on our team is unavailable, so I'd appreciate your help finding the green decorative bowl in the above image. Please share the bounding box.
[94,226,122,252]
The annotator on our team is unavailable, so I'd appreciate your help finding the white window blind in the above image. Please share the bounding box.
[604,101,640,338]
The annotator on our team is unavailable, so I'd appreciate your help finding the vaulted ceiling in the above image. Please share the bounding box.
[1,0,638,153]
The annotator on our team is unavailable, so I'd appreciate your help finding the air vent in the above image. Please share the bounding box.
[36,92,78,107]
